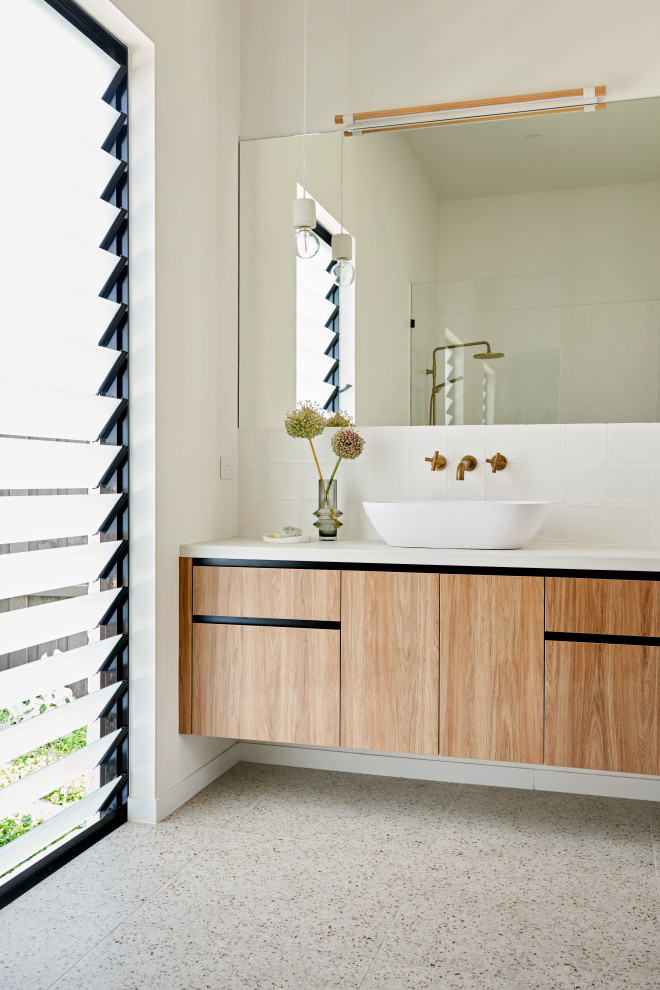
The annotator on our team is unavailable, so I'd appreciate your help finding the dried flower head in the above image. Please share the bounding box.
[284,401,326,440]
[325,410,353,428]
[330,427,365,461]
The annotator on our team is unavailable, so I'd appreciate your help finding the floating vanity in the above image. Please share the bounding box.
[179,539,660,788]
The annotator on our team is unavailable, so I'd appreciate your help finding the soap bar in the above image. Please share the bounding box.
[282,526,302,537]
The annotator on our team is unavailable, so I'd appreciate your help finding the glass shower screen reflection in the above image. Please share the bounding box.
[410,275,563,426]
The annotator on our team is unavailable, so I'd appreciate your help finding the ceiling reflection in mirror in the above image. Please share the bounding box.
[239,97,660,427]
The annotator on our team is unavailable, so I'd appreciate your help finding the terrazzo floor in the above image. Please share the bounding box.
[1,762,659,989]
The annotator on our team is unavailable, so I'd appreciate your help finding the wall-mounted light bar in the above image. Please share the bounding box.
[335,86,606,136]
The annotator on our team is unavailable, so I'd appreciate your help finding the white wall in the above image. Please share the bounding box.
[83,0,240,819]
[240,0,660,140]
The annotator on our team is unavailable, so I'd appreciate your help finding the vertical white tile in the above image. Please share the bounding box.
[650,505,660,546]
[485,463,525,501]
[525,425,566,463]
[410,462,447,501]
[238,463,263,501]
[565,424,607,464]
[651,464,660,503]
[529,504,566,543]
[606,505,650,545]
[372,463,410,500]
[238,428,268,465]
[268,428,303,464]
[266,501,303,534]
[484,425,525,463]
[607,423,650,463]
[339,463,373,502]
[565,464,607,504]
[606,465,649,504]
[524,464,566,502]
[446,426,486,465]
[369,427,410,464]
[268,463,302,501]
[565,505,608,544]
[650,423,660,463]
[409,426,448,466]
[238,500,268,537]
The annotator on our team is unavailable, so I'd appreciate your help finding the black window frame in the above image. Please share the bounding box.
[0,0,129,909]
[314,222,341,412]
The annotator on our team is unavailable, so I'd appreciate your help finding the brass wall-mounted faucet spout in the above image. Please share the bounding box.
[456,455,477,480]
[486,452,507,473]
[424,451,446,471]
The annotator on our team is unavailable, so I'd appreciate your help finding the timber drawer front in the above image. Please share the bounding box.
[193,565,340,622]
[545,577,660,638]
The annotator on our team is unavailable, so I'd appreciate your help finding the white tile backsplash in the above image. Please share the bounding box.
[238,423,660,546]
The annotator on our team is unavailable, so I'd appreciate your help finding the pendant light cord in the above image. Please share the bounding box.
[340,131,344,234]
[302,0,308,197]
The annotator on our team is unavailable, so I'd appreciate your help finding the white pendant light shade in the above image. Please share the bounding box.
[293,197,320,259]
[331,232,355,287]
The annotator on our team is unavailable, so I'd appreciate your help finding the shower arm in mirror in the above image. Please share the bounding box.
[426,341,505,426]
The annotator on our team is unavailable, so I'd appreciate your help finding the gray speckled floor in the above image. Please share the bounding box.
[1,763,659,990]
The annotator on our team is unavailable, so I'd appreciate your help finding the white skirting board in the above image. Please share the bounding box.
[237,742,660,803]
[128,741,241,823]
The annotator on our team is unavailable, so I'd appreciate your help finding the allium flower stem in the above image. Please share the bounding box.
[325,457,342,501]
[308,438,323,481]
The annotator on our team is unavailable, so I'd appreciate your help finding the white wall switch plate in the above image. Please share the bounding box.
[220,457,234,480]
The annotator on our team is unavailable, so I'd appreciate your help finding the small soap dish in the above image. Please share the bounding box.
[262,533,311,544]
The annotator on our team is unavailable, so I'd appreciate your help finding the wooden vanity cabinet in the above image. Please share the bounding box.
[440,574,545,764]
[544,577,660,775]
[340,570,440,755]
[180,560,341,745]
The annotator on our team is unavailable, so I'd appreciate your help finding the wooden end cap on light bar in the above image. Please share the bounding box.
[335,86,607,135]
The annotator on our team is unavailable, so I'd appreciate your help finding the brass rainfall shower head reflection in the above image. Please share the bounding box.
[425,340,505,424]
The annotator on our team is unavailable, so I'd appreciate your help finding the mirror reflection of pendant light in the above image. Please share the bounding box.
[292,0,319,259]
[331,134,355,286]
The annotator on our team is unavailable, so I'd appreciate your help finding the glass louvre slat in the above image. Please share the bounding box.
[297,283,336,326]
[0,588,120,656]
[0,682,125,767]
[0,439,123,490]
[5,289,122,348]
[3,336,122,395]
[4,226,122,297]
[299,262,335,299]
[0,105,121,199]
[1,40,122,148]
[298,322,337,353]
[298,349,336,381]
[4,168,121,249]
[0,495,121,544]
[0,777,122,881]
[297,375,335,408]
[0,381,122,442]
[0,729,122,820]
[0,541,122,600]
[1,636,122,709]
[0,1,120,96]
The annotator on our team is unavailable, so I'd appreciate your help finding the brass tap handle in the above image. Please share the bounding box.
[486,452,507,473]
[424,451,446,472]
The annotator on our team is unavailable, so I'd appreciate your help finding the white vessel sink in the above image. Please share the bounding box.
[363,500,551,550]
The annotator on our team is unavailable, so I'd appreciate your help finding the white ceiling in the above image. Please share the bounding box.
[399,97,660,200]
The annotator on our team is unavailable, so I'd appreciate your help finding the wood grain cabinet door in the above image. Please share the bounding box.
[440,574,544,764]
[545,641,660,774]
[341,570,440,755]
[191,624,340,746]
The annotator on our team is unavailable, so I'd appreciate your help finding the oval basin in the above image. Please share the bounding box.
[362,500,551,550]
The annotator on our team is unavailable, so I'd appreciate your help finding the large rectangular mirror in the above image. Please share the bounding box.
[239,96,660,427]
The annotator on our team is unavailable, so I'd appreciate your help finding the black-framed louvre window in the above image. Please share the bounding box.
[0,0,129,904]
[296,221,341,411]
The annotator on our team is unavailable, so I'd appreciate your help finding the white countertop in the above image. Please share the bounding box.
[180,537,660,572]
